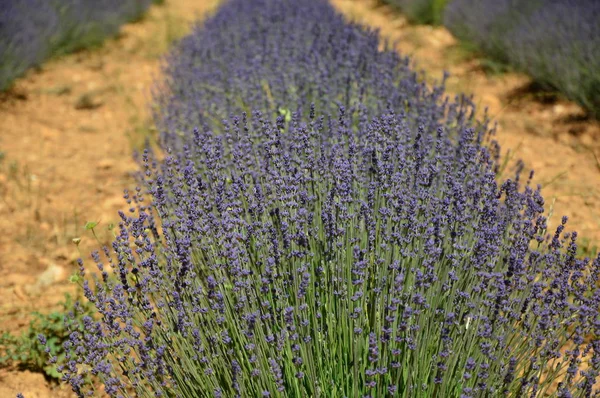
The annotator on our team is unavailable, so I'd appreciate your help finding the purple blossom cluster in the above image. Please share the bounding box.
[154,0,474,149]
[55,0,600,396]
[0,0,155,91]
[444,0,600,118]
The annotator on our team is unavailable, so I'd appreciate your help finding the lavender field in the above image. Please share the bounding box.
[384,0,600,119]
[0,0,158,91]
[1,0,600,397]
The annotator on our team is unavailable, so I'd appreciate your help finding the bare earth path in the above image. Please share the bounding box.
[1,0,599,397]
[332,0,600,247]
[0,1,219,396]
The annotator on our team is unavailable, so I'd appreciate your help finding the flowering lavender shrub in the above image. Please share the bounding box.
[0,293,95,380]
[381,0,447,25]
[0,0,59,91]
[442,0,530,63]
[154,0,473,149]
[0,0,155,91]
[61,106,600,396]
[444,0,600,118]
[503,0,600,118]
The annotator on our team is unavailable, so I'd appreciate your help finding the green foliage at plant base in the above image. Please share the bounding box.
[382,0,448,25]
[0,293,95,380]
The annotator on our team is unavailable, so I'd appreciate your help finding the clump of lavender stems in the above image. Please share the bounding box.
[61,106,600,397]
[153,0,476,150]
[444,0,600,118]
[0,0,155,91]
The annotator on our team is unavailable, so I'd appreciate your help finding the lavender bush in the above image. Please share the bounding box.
[503,1,600,118]
[0,0,156,91]
[0,0,58,91]
[52,0,600,396]
[154,0,474,149]
[442,0,518,61]
[60,106,600,397]
[444,0,600,118]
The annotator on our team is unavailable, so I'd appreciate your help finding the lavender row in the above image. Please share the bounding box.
[63,106,600,396]
[56,0,600,396]
[0,0,156,91]
[444,0,600,118]
[153,0,477,150]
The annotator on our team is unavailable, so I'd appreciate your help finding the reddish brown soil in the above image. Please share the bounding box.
[0,0,599,396]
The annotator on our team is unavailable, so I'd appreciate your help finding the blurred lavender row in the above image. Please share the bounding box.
[0,0,156,91]
[444,0,600,118]
[153,0,476,150]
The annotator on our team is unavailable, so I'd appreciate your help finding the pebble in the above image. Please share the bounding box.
[24,263,67,296]
[553,104,566,116]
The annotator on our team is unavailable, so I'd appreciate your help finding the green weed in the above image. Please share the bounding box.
[0,293,95,380]
[382,0,448,25]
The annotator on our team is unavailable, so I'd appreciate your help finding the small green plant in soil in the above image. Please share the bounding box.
[382,0,448,25]
[0,292,95,380]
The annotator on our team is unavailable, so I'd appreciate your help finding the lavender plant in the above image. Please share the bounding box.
[0,0,156,91]
[60,105,600,397]
[503,0,600,118]
[154,0,473,149]
[442,0,532,63]
[444,0,600,118]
